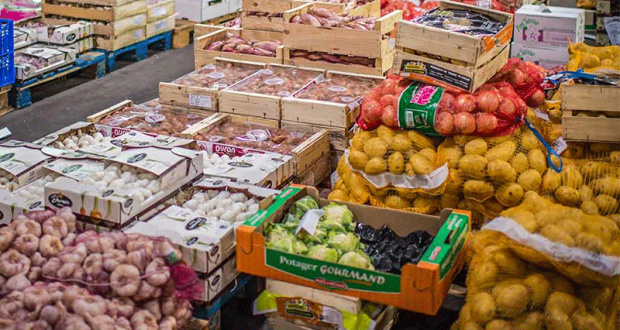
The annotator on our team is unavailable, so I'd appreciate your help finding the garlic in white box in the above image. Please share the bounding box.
[84,164,164,204]
[179,189,260,225]
[0,169,19,192]
[54,132,111,151]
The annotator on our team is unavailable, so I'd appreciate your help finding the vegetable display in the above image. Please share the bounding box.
[293,74,381,104]
[175,189,260,225]
[193,120,312,155]
[0,169,19,192]
[381,0,438,21]
[51,131,111,151]
[289,49,376,67]
[357,76,527,137]
[488,58,546,108]
[566,42,620,73]
[204,33,282,57]
[229,66,320,97]
[97,104,207,137]
[289,8,377,29]
[172,61,263,90]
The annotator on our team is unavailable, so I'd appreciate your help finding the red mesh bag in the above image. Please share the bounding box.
[357,77,526,137]
[488,58,547,107]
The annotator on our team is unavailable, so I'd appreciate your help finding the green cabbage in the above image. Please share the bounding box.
[322,203,353,226]
[290,196,319,218]
[264,225,292,243]
[267,235,308,254]
[297,226,327,245]
[306,244,339,262]
[327,232,359,252]
[338,251,374,270]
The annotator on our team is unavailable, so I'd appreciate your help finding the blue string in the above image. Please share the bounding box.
[524,119,563,173]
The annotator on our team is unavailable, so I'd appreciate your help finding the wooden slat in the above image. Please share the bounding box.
[562,116,620,142]
[291,129,330,175]
[57,0,133,6]
[43,0,147,22]
[242,0,297,13]
[561,84,620,112]
[241,13,285,32]
[283,48,391,76]
[218,89,281,120]
[87,100,134,123]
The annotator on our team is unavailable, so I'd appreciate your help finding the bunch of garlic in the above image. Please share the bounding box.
[182,190,259,225]
[80,164,162,204]
[14,174,59,202]
[52,132,109,150]
[0,168,19,192]
[202,152,243,168]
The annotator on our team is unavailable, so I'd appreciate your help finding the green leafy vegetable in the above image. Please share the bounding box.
[338,251,374,270]
[327,232,359,252]
[306,244,339,262]
[290,196,319,218]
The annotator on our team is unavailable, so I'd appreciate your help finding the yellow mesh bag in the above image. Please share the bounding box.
[567,43,620,74]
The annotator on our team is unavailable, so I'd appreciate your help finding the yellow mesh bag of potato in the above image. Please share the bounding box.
[456,230,620,330]
[567,43,620,75]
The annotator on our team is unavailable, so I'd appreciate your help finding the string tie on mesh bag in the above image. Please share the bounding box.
[525,119,562,173]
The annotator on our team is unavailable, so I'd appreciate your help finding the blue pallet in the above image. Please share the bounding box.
[0,20,13,57]
[11,51,106,109]
[101,31,173,72]
[193,274,253,320]
[0,53,14,88]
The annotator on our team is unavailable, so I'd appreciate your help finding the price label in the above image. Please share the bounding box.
[189,94,212,109]
[551,137,567,155]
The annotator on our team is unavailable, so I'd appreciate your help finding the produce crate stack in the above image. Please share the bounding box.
[15,46,78,82]
[33,21,95,53]
[41,0,149,51]
[281,2,392,76]
[0,19,14,113]
[393,1,513,93]
[595,0,620,46]
[176,0,237,22]
[146,0,176,38]
[511,5,585,70]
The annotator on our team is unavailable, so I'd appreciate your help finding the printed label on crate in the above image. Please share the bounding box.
[152,7,167,17]
[155,20,169,31]
[399,60,472,91]
[265,249,401,293]
[189,94,212,109]
[197,141,266,157]
[0,146,47,176]
[44,158,103,181]
[275,297,344,328]
[550,137,567,155]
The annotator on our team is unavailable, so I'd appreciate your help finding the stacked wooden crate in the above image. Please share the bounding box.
[146,0,176,37]
[42,0,148,51]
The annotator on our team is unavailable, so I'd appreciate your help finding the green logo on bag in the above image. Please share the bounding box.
[265,249,401,293]
[397,82,444,136]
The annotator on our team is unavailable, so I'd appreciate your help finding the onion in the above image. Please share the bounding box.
[360,99,383,127]
[381,105,398,127]
[497,98,517,117]
[454,112,476,134]
[475,91,500,113]
[455,94,476,113]
[508,68,527,85]
[434,112,455,135]
[437,93,456,113]
[527,89,545,107]
[475,113,499,134]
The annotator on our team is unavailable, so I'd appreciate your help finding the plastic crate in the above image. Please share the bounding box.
[0,54,14,87]
[0,19,13,56]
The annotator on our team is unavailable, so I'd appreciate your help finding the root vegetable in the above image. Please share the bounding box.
[455,94,476,113]
[131,310,158,330]
[40,305,60,325]
[0,291,24,317]
[15,220,41,237]
[39,235,63,258]
[134,281,157,301]
[113,298,135,318]
[42,217,68,238]
[159,316,177,330]
[145,258,170,287]
[5,274,31,291]
[31,252,46,267]
[24,284,51,310]
[56,263,79,280]
[62,233,75,246]
[42,258,62,277]
[83,254,103,277]
[103,249,126,273]
[0,227,16,252]
[476,91,500,113]
[0,249,31,277]
[110,264,141,297]
[475,113,499,134]
[160,297,175,316]
[434,112,455,134]
[143,300,162,321]
[85,314,115,330]
[127,249,150,273]
[72,295,106,318]
[454,112,476,134]
[14,234,39,256]
[27,266,41,283]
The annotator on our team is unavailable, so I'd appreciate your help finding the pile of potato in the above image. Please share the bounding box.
[459,240,616,330]
[566,42,620,73]
[437,126,551,219]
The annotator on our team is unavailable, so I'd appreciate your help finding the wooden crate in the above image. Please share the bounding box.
[194,28,284,70]
[294,148,331,186]
[561,84,620,143]
[159,58,267,111]
[395,1,513,66]
[241,12,285,32]
[174,19,196,48]
[283,48,393,76]
[0,85,13,118]
[147,0,175,22]
[95,27,146,50]
[281,120,353,152]
[146,15,175,37]
[57,0,134,5]
[219,64,324,120]
[42,0,147,22]
[393,44,510,93]
[281,71,383,129]
[242,0,298,14]
[283,4,400,58]
[183,113,330,175]
[42,15,146,37]
[194,24,223,40]
[242,0,380,16]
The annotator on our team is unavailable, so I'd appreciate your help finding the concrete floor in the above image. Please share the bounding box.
[0,46,195,142]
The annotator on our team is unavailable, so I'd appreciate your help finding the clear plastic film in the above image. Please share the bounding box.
[412,7,508,36]
[172,61,263,90]
[293,73,381,104]
[230,67,321,97]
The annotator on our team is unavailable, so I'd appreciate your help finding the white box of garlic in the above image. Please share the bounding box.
[44,147,203,224]
[202,151,293,189]
[0,140,51,192]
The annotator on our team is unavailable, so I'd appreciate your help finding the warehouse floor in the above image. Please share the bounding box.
[0,44,462,329]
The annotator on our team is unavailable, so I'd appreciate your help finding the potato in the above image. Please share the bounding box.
[534,209,563,227]
[405,163,414,176]
[484,198,506,215]
[412,197,439,213]
[518,169,542,191]
[463,180,495,200]
[438,145,463,168]
[561,165,583,188]
[594,194,619,215]
[495,283,530,318]
[577,287,613,311]
[365,157,387,175]
[546,292,582,315]
[460,155,489,179]
[328,190,349,202]
[527,149,547,173]
[376,125,394,144]
[492,250,527,276]
[608,214,620,229]
[384,194,410,209]
[470,292,497,323]
[581,161,608,180]
[507,209,538,232]
[512,312,543,330]
[488,159,517,183]
[570,311,603,330]
[582,219,614,243]
[461,322,483,330]
[395,187,415,200]
[540,224,575,246]
[610,151,620,165]
[579,185,594,202]
[389,134,412,152]
[558,219,583,237]
[590,177,620,196]
[410,154,434,175]
[407,130,434,150]
[544,308,573,330]
[580,201,600,215]
[453,135,474,146]
[418,148,437,164]
[550,276,576,295]
[486,141,517,162]
[465,139,488,155]
[385,152,405,175]
[521,130,539,150]
[485,319,513,330]
[470,262,499,289]
[542,170,562,193]
[445,169,465,195]
[348,150,369,170]
[491,279,524,298]
[523,274,551,307]
[575,232,606,254]
[555,186,580,206]
[363,138,388,158]
[496,183,524,207]
[510,153,529,174]
[459,303,474,325]
[344,172,370,204]
[440,194,461,209]
[351,131,371,151]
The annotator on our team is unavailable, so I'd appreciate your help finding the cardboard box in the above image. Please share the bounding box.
[202,151,293,188]
[15,46,78,81]
[176,0,231,23]
[44,37,94,53]
[44,147,203,224]
[14,28,37,50]
[510,42,568,70]
[0,140,51,191]
[146,15,176,37]
[200,255,238,302]
[36,21,94,44]
[236,185,471,315]
[514,5,585,47]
